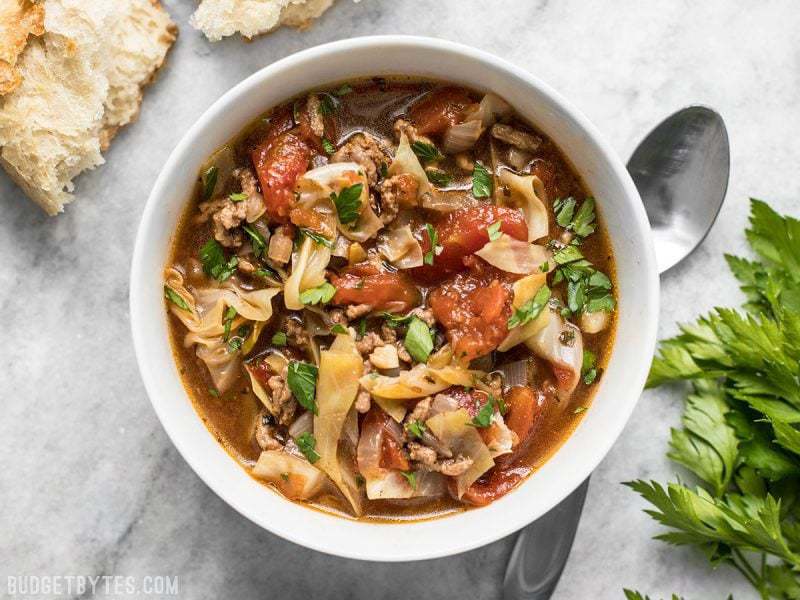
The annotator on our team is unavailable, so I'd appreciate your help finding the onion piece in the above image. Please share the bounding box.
[377,225,424,269]
[497,169,548,242]
[474,234,552,275]
[252,450,326,501]
[580,310,611,334]
[495,360,529,389]
[525,312,583,401]
[442,119,484,154]
[288,410,313,438]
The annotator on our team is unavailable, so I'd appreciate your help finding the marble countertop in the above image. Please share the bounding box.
[3,1,799,598]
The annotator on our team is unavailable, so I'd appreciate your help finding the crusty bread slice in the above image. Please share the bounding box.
[0,0,45,95]
[190,0,349,42]
[0,0,176,215]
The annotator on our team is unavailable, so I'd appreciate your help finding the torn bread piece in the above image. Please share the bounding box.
[0,0,45,95]
[190,0,359,42]
[0,0,177,215]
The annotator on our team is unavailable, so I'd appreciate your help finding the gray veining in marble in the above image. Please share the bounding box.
[2,1,798,598]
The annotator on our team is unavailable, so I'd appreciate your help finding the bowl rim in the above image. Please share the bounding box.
[130,34,659,561]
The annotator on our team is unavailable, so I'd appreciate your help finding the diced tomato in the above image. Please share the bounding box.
[331,262,421,313]
[363,408,410,471]
[409,87,474,135]
[428,262,515,362]
[458,466,531,506]
[249,360,272,388]
[504,386,543,445]
[251,131,311,224]
[412,205,528,284]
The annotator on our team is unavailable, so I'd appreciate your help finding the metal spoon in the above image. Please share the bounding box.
[502,106,730,600]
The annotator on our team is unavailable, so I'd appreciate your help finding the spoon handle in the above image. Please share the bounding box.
[502,478,590,600]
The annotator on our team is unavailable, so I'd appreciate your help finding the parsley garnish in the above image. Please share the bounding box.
[411,141,443,163]
[334,84,353,96]
[582,349,598,385]
[572,406,588,414]
[404,317,434,363]
[379,162,389,179]
[299,282,336,305]
[164,286,191,311]
[242,223,267,257]
[201,166,218,200]
[405,420,427,439]
[554,197,596,238]
[255,265,279,280]
[470,395,496,428]
[208,387,220,398]
[332,183,363,225]
[227,325,249,353]
[298,228,333,248]
[423,223,441,266]
[321,138,335,155]
[287,361,319,415]
[271,331,287,346]
[487,221,503,242]
[295,432,321,463]
[318,93,338,115]
[426,168,451,187]
[553,244,584,265]
[222,306,237,341]
[229,192,247,202]
[507,285,551,329]
[330,323,348,335]
[472,162,493,198]
[627,200,800,597]
[381,312,413,328]
[199,239,238,281]
[357,318,367,339]
[400,470,417,489]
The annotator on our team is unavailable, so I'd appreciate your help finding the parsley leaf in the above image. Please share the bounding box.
[382,312,413,328]
[222,306,237,341]
[487,221,503,242]
[554,197,596,238]
[472,162,493,198]
[201,166,218,200]
[400,470,417,489]
[298,228,333,248]
[295,432,321,463]
[229,192,247,202]
[405,420,427,439]
[318,93,338,115]
[470,395,496,428]
[242,223,267,257]
[426,168,451,187]
[424,223,441,266]
[227,325,249,353]
[334,83,353,96]
[330,323,348,335]
[411,141,443,163]
[164,286,191,311]
[287,361,319,415]
[508,285,551,329]
[332,183,363,225]
[199,239,238,281]
[271,331,287,346]
[581,349,598,385]
[321,138,336,155]
[404,317,434,363]
[299,282,336,306]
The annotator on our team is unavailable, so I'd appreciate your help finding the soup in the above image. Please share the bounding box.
[163,78,616,521]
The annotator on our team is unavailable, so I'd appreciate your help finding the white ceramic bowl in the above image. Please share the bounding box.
[130,35,659,561]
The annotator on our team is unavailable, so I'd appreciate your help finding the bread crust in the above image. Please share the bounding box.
[0,0,177,215]
[0,0,45,94]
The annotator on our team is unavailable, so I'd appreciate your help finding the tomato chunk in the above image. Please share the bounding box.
[428,260,515,362]
[251,131,311,224]
[459,466,531,506]
[504,386,543,445]
[413,204,528,283]
[409,87,474,135]
[331,263,421,313]
[363,408,410,471]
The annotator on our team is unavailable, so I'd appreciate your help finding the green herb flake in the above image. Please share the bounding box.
[271,331,288,347]
[164,286,191,312]
[299,281,337,306]
[508,285,551,330]
[299,228,333,248]
[540,261,550,273]
[295,432,321,463]
[330,323,348,335]
[242,223,267,257]
[226,325,249,354]
[572,406,588,414]
[201,166,218,201]
[322,138,336,155]
[357,317,367,339]
[553,244,584,265]
[379,161,389,179]
[487,221,503,242]
[571,198,596,237]
[426,168,452,187]
[287,361,319,415]
[555,197,576,227]
[470,395,496,428]
[222,306,237,341]
[472,162,493,198]
[404,317,434,363]
[411,141,443,164]
[199,239,238,281]
[424,223,441,266]
[400,470,417,489]
[280,472,289,482]
[208,387,220,398]
[334,84,353,96]
[331,183,363,225]
[318,93,338,115]
[382,312,413,328]
[229,192,248,203]
[405,420,427,439]
[255,265,279,280]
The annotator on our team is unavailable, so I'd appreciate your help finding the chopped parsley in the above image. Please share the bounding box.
[472,162,493,198]
[227,325,250,353]
[255,265,279,280]
[164,286,191,312]
[295,432,321,464]
[357,318,367,339]
[411,141,443,163]
[334,83,353,96]
[400,470,417,489]
[426,168,451,187]
[321,138,336,155]
[208,387,220,398]
[423,223,441,266]
[487,220,503,242]
[299,282,336,306]
[554,197,596,238]
[318,93,338,115]
[405,420,427,439]
[470,395,496,428]
[404,317,434,363]
[287,361,319,415]
[201,166,218,200]
[582,349,598,385]
[382,311,414,328]
[553,244,585,265]
[222,306,237,341]
[508,285,551,330]
[271,331,288,347]
[298,228,333,248]
[332,183,363,225]
[540,261,550,273]
[330,323,348,335]
[199,239,238,281]
[572,406,588,414]
[242,223,267,257]
[229,192,248,202]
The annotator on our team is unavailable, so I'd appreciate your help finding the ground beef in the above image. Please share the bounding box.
[331,133,389,186]
[378,174,419,223]
[408,442,437,465]
[396,342,412,364]
[407,396,432,423]
[266,366,297,426]
[354,389,371,414]
[436,455,474,477]
[286,319,310,348]
[380,323,397,343]
[328,308,348,326]
[355,331,384,355]
[346,303,373,321]
[393,118,432,146]
[255,413,282,451]
[491,123,542,152]
[197,198,246,247]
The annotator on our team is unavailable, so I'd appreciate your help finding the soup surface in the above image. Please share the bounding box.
[164,78,616,521]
